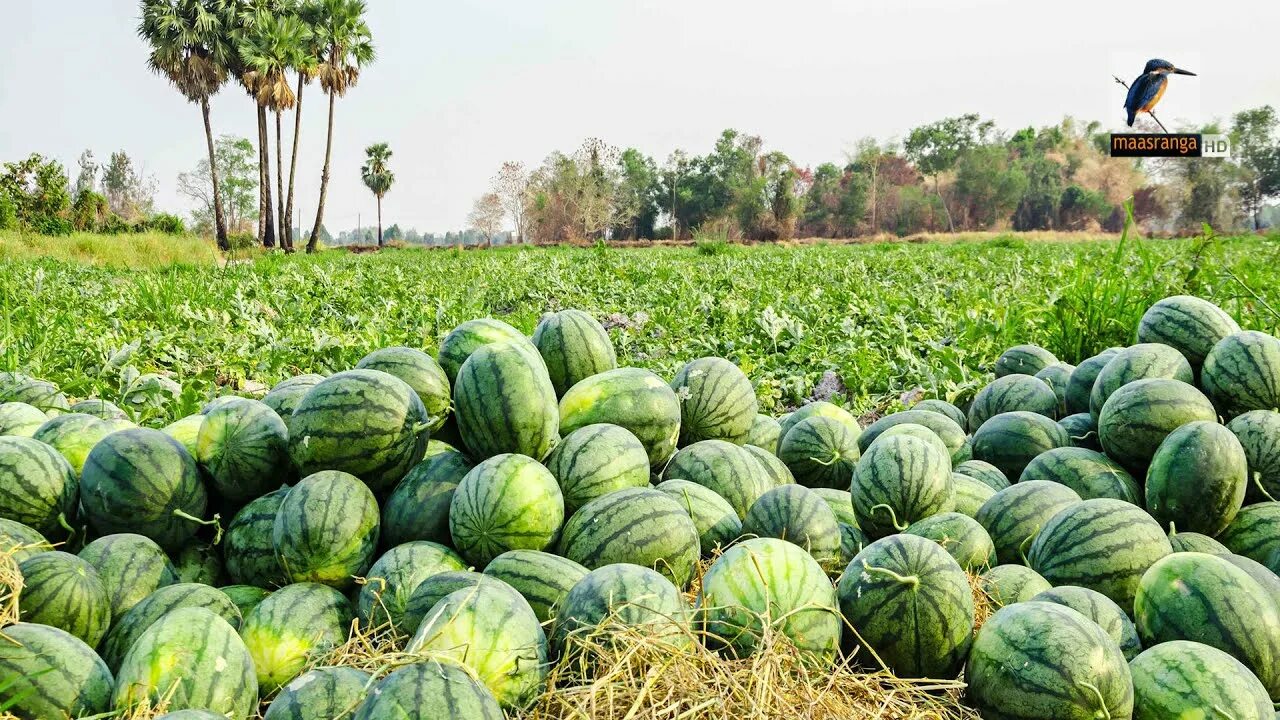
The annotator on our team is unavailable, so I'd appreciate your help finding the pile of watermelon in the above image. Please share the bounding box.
[1,296,1279,719]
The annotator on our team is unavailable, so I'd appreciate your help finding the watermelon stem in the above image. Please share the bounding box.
[1076,681,1111,718]
[1212,705,1239,720]
[1253,472,1277,503]
[859,560,920,588]
[55,512,76,545]
[869,504,908,532]
[173,509,223,545]
[1017,529,1038,567]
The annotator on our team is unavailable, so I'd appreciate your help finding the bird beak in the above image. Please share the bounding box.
[1173,68,1196,76]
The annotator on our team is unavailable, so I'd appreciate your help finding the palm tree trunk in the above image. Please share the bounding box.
[307,90,336,254]
[260,104,276,248]
[276,111,287,250]
[201,97,228,250]
[285,75,304,253]
[256,108,266,243]
[376,196,383,247]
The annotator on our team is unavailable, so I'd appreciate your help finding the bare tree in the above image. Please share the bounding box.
[468,192,505,248]
[492,161,530,243]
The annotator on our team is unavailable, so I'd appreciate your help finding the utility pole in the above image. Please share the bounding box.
[357,214,361,246]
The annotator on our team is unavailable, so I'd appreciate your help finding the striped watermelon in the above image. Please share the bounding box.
[1035,362,1075,417]
[483,549,590,624]
[173,543,226,585]
[745,443,795,486]
[202,395,245,414]
[671,357,758,446]
[1146,421,1248,536]
[1019,446,1140,504]
[1058,411,1102,451]
[1202,330,1280,419]
[1098,378,1217,471]
[662,440,773,518]
[437,317,534,383]
[162,414,204,456]
[1139,295,1241,371]
[544,423,650,513]
[952,473,997,517]
[966,602,1134,718]
[69,398,132,424]
[0,517,49,562]
[407,582,548,709]
[0,435,77,539]
[976,481,1081,565]
[263,666,371,720]
[1032,585,1141,660]
[1219,502,1280,564]
[0,623,114,719]
[381,447,472,548]
[449,453,564,568]
[454,340,559,461]
[838,534,975,678]
[777,415,862,490]
[401,570,501,635]
[357,346,452,431]
[699,537,841,666]
[777,401,859,441]
[273,470,380,590]
[78,533,179,622]
[220,585,270,616]
[224,488,289,588]
[904,512,996,570]
[32,413,111,475]
[979,564,1052,606]
[532,309,618,397]
[17,551,110,646]
[968,373,1060,429]
[113,607,258,719]
[971,411,1070,481]
[557,487,701,588]
[812,487,856,526]
[352,661,502,720]
[154,710,228,719]
[1229,410,1280,503]
[0,376,69,414]
[1028,498,1172,614]
[952,459,1010,491]
[1135,552,1280,699]
[654,479,743,556]
[196,397,291,503]
[868,422,950,462]
[1225,553,1280,609]
[356,541,465,630]
[559,367,682,468]
[1168,530,1230,555]
[859,409,968,464]
[555,563,691,651]
[1130,640,1273,720]
[1067,349,1123,415]
[912,399,969,433]
[1090,343,1195,418]
[0,401,51,436]
[746,413,782,452]
[741,484,841,567]
[851,434,954,539]
[995,344,1058,377]
[288,369,429,492]
[240,582,354,691]
[261,374,324,435]
[100,582,243,671]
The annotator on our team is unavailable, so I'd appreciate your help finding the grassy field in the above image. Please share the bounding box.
[2,230,1278,424]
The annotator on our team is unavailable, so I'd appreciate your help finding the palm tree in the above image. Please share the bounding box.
[138,0,234,249]
[284,0,322,252]
[230,1,283,248]
[361,143,393,247]
[306,0,374,253]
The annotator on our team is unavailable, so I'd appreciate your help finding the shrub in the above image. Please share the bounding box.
[226,232,258,251]
[32,215,72,236]
[146,213,186,235]
[0,192,15,231]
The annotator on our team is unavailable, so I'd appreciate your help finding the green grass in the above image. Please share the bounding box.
[1,231,1278,424]
[0,230,221,268]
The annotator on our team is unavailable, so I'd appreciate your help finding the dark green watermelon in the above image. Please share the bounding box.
[351,660,503,720]
[654,478,742,556]
[380,447,473,548]
[994,344,1058,378]
[437,317,534,384]
[196,397,291,503]
[263,666,371,720]
[559,367,682,468]
[976,480,1082,565]
[240,582,354,691]
[0,517,50,562]
[449,453,564,568]
[952,473,997,518]
[18,550,111,647]
[744,443,795,486]
[356,346,452,431]
[261,374,324,436]
[1035,363,1075,417]
[1098,378,1217,471]
[78,532,180,621]
[68,398,132,424]
[777,415,862,490]
[970,411,1070,481]
[1130,640,1273,720]
[554,562,691,652]
[1138,295,1240,372]
[1090,343,1195,419]
[1219,502,1280,564]
[483,549,590,625]
[777,401,859,441]
[912,399,968,433]
[1031,585,1141,660]
[671,357,759,446]
[952,459,1010,491]
[532,309,618,398]
[851,434,954,539]
[741,484,841,567]
[968,373,1060,428]
[1202,330,1280,419]
[859,409,969,465]
[400,570,503,636]
[1019,446,1140,504]
[1146,420,1247,536]
[219,585,271,616]
[100,582,243,671]
[0,435,77,539]
[356,541,465,630]
[1058,411,1102,451]
[746,413,783,452]
[557,487,700,588]
[273,470,380,590]
[0,623,113,719]
[979,564,1053,606]
[1168,530,1230,555]
[904,511,996,570]
[662,440,773,518]
[454,340,560,461]
[224,487,289,588]
[172,542,226,586]
[544,423,650,513]
[1229,410,1280,503]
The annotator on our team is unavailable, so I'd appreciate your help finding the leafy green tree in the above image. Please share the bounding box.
[1058,185,1111,229]
[178,135,258,235]
[1230,106,1280,230]
[100,151,156,221]
[801,163,843,236]
[0,154,72,232]
[361,142,394,246]
[953,145,1027,229]
[384,223,403,242]
[615,149,660,239]
[904,114,994,231]
[74,151,98,197]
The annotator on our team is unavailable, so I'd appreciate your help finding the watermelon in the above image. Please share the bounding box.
[968,373,1060,429]
[240,582,354,691]
[544,423,650,513]
[224,488,289,588]
[100,582,243,671]
[1146,421,1247,536]
[0,377,69,414]
[868,422,950,461]
[979,564,1052,606]
[356,541,465,630]
[32,413,111,474]
[1058,411,1102,451]
[1019,446,1140,504]
[1135,552,1280,699]
[1219,502,1280,564]
[0,401,47,436]
[838,523,868,565]
[913,399,968,433]
[812,487,856,526]
[966,602,1134,719]
[263,666,371,720]
[1202,330,1280,419]
[81,428,209,552]
[1168,530,1230,555]
[952,473,997,517]
[69,398,133,424]
[261,374,324,435]
[777,416,862,490]
[994,344,1058,377]
[777,401,859,441]
[449,453,564,568]
[0,517,50,562]
[1138,295,1241,371]
[859,409,968,464]
[113,607,258,719]
[555,563,691,651]
[1098,378,1217,471]
[559,367,682,468]
[0,623,113,719]
[1031,585,1141,660]
[662,440,773,518]
[1229,410,1280,502]
[0,435,77,538]
[407,582,548,709]
[173,542,225,585]
[744,443,795,486]
[746,413,782,452]
[977,480,1081,565]
[273,470,380,590]
[454,340,559,461]
[671,357,758,446]
[401,570,501,635]
[196,397,291,503]
[1224,553,1280,609]
[220,585,271,616]
[532,309,618,397]
[483,549,590,624]
[654,479,743,556]
[904,512,996,570]
[78,533,179,622]
[851,434,954,539]
[202,395,245,414]
[1090,342,1195,418]
[437,317,534,383]
[287,369,429,492]
[154,711,227,720]
[1130,640,1273,720]
[1035,362,1075,417]
[351,660,502,720]
[381,447,472,548]
[971,410,1070,481]
[162,414,204,456]
[17,551,110,646]
[1028,498,1172,614]
[952,459,1010,491]
[557,487,701,588]
[699,537,841,666]
[741,484,841,567]
[356,346,452,431]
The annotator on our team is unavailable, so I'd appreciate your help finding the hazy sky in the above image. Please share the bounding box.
[3,1,1278,234]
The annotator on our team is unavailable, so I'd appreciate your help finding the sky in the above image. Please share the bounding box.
[2,1,1278,234]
